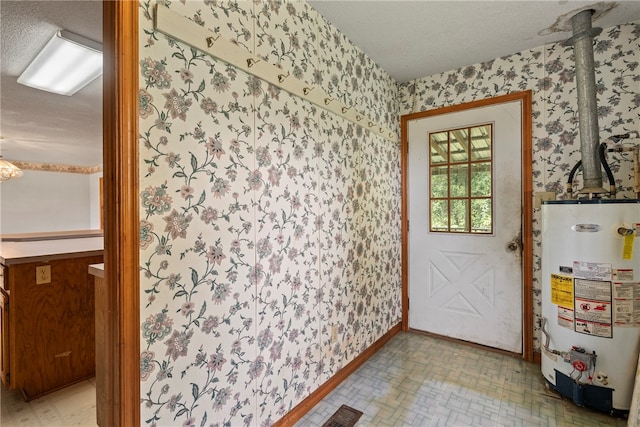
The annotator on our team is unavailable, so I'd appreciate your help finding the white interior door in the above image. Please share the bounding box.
[408,100,523,353]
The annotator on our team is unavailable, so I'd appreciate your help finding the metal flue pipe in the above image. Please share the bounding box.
[564,9,605,195]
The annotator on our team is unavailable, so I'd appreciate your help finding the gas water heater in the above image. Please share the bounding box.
[541,200,640,415]
[538,5,640,418]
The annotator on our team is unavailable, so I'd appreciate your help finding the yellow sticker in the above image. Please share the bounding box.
[623,233,635,260]
[551,274,574,308]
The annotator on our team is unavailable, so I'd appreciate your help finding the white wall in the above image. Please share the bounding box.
[0,170,94,234]
[89,172,102,229]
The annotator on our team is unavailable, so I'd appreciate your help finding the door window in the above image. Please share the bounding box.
[429,124,493,233]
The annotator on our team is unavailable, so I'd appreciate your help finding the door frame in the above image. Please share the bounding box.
[400,91,534,362]
[103,1,140,426]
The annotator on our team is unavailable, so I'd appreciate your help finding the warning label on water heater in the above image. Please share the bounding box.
[557,306,575,330]
[573,261,612,281]
[551,274,574,308]
[574,278,612,338]
[613,282,640,327]
[575,319,612,338]
[613,269,634,281]
[575,298,611,323]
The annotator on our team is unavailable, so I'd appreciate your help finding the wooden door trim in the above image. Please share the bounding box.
[103,1,140,426]
[400,91,534,362]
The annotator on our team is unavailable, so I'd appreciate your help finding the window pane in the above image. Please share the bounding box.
[450,164,468,197]
[430,166,448,198]
[471,125,491,161]
[428,123,493,234]
[450,199,469,232]
[471,162,491,197]
[430,132,448,164]
[450,129,468,162]
[471,198,492,233]
[430,200,448,231]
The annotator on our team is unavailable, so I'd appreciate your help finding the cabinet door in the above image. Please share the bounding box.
[12,255,102,399]
[0,288,9,386]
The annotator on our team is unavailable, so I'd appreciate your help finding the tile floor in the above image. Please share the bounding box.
[0,378,97,427]
[0,333,630,426]
[297,332,629,426]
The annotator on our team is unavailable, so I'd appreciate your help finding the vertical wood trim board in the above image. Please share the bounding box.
[103,1,140,426]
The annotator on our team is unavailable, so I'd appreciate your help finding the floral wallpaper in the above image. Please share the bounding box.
[136,0,637,423]
[138,1,401,425]
[399,21,640,352]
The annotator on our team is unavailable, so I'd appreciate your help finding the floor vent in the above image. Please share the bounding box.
[322,404,363,427]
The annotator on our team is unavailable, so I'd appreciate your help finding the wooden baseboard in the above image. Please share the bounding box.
[533,351,541,365]
[274,322,402,426]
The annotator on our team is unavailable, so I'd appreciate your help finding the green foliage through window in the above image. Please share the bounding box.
[429,124,493,233]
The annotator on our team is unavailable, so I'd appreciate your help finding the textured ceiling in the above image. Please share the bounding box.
[1,1,639,166]
[309,1,640,82]
[0,1,103,166]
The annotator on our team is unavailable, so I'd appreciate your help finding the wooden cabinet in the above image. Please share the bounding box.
[91,265,108,427]
[0,254,103,399]
[0,264,9,386]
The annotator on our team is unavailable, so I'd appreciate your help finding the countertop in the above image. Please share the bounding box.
[0,237,104,265]
[89,263,104,278]
[1,229,103,242]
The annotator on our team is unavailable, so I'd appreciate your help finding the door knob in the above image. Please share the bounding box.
[506,231,522,253]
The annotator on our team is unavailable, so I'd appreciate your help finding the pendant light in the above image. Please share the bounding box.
[0,157,24,182]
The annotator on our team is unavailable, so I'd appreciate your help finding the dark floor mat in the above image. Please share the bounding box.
[322,404,363,427]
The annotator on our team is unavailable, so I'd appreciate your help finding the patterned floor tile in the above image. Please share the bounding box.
[1,379,97,427]
[296,332,628,427]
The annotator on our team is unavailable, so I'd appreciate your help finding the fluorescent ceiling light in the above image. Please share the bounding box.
[18,30,103,96]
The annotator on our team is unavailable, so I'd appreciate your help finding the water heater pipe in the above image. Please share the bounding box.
[599,143,616,196]
[566,143,616,198]
[609,145,640,199]
[564,10,605,195]
[605,131,640,199]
